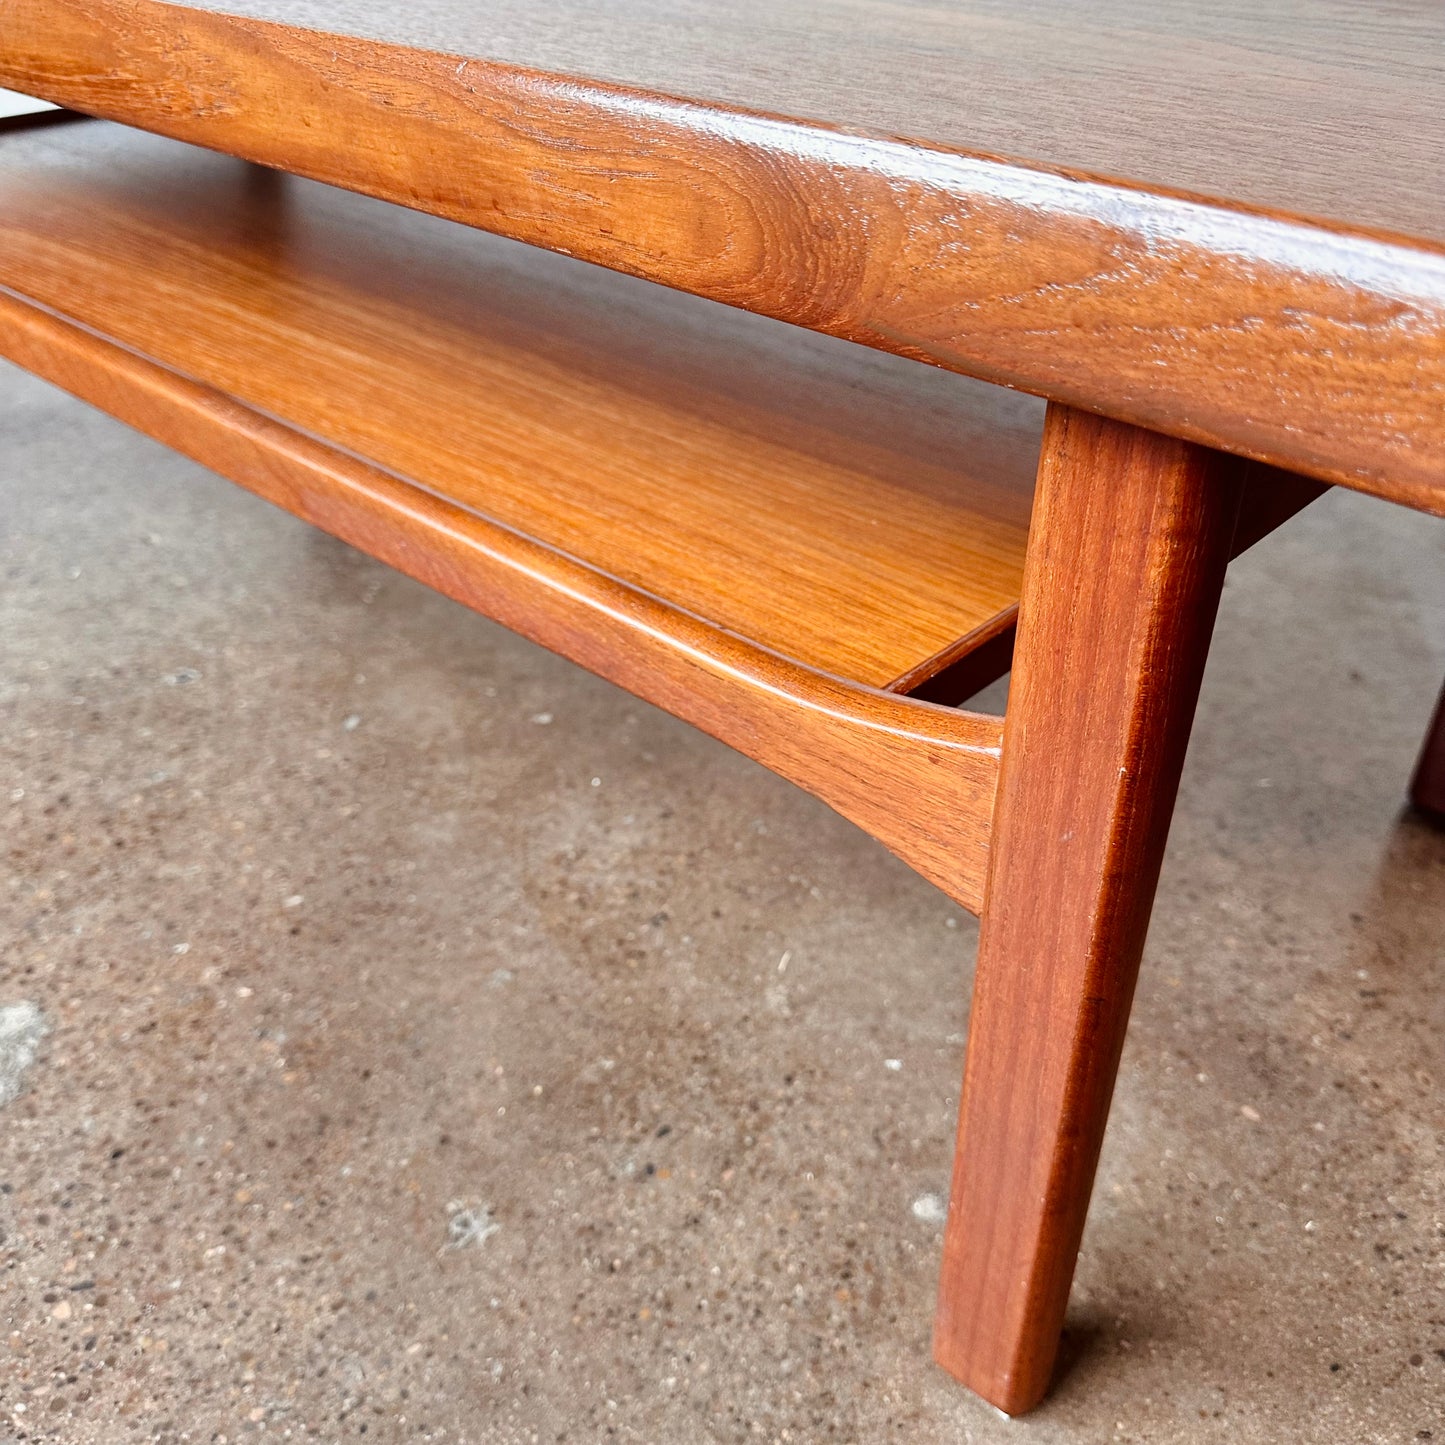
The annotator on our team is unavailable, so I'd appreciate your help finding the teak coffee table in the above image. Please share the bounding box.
[2,0,1441,1416]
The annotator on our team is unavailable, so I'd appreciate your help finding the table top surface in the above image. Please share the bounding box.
[178,0,1445,245]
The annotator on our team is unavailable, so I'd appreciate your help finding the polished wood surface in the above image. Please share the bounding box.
[3,6,1436,1417]
[124,0,1445,242]
[934,404,1246,1413]
[0,121,1041,692]
[5,2,1443,514]
[0,285,1008,912]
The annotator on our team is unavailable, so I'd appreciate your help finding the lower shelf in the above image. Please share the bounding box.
[1,286,1006,910]
[0,118,1043,694]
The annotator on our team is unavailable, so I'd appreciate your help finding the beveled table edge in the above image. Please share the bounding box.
[4,0,1443,513]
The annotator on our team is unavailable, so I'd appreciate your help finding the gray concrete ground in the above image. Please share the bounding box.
[1,359,1442,1443]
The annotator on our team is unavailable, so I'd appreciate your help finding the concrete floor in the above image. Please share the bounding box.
[1,358,1442,1443]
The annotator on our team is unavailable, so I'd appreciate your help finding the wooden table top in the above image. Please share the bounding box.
[4,1,1444,514]
[168,0,1445,246]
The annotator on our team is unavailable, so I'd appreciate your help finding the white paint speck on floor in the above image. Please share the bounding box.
[0,1000,47,1106]
[912,1192,949,1225]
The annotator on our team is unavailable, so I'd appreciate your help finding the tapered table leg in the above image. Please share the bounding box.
[933,403,1246,1414]
[1409,680,1445,820]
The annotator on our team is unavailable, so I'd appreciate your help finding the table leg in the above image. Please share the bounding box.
[1409,680,1445,820]
[933,403,1246,1414]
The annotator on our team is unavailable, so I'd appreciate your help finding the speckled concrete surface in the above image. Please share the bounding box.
[2,360,1442,1443]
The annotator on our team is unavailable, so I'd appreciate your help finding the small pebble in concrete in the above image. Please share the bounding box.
[0,1000,47,1106]
[884,1058,903,1072]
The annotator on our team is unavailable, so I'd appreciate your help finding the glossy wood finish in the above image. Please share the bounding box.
[3,7,1437,1419]
[0,121,1040,692]
[5,1,1444,513]
[0,285,1008,911]
[150,0,1445,242]
[1410,683,1445,822]
[934,404,1246,1414]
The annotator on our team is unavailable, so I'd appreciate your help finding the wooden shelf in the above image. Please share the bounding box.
[0,120,1040,691]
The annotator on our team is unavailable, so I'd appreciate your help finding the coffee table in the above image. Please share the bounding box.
[2,0,1441,1414]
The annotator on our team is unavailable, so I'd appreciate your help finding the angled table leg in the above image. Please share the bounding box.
[1409,680,1445,820]
[933,403,1247,1414]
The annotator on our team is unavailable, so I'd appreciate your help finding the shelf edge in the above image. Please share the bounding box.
[0,282,1005,912]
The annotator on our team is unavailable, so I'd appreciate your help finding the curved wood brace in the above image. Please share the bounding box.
[4,0,1444,512]
[0,287,1003,910]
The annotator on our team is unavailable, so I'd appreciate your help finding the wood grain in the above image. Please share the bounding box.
[0,120,1040,691]
[4,0,1443,513]
[102,0,1445,244]
[0,285,1007,912]
[934,404,1247,1413]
